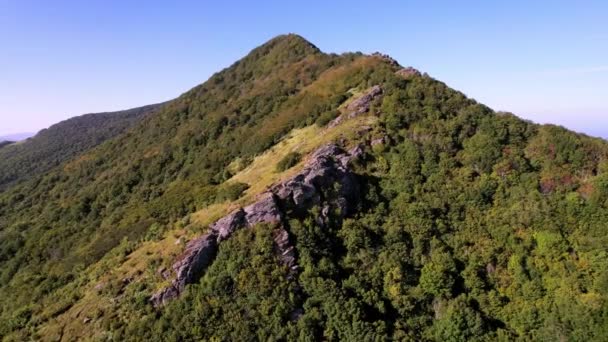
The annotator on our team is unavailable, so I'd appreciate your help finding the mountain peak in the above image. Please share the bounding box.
[263,33,320,53]
[239,33,322,67]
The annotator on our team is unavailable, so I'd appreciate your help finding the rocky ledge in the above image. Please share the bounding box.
[396,66,421,78]
[151,143,362,306]
[328,85,383,128]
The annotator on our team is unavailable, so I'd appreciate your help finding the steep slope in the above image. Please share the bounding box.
[0,104,162,190]
[0,34,393,339]
[2,35,608,341]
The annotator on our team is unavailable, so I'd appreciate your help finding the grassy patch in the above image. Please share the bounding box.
[275,152,302,172]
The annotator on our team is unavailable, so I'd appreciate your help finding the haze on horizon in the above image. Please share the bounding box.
[1,1,606,138]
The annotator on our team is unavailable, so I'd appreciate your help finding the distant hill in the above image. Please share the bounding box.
[0,132,34,142]
[0,141,14,149]
[0,103,163,190]
[1,34,608,341]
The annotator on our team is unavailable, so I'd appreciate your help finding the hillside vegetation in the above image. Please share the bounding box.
[1,34,608,341]
[0,104,161,190]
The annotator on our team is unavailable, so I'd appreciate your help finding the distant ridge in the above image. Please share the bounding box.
[0,103,163,190]
[0,132,34,142]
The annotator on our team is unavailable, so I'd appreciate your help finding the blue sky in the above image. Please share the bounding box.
[1,0,607,138]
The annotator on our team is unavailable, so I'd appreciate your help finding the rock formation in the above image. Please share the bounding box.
[151,143,363,307]
[371,52,401,67]
[396,66,421,78]
[328,85,383,128]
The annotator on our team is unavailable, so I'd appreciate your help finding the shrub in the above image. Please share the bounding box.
[276,152,301,172]
[315,111,339,127]
[216,182,249,202]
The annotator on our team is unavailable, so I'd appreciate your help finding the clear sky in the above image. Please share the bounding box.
[1,0,607,138]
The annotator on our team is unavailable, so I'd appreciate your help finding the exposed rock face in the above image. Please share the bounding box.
[371,52,401,67]
[243,193,282,227]
[172,234,218,290]
[328,85,383,128]
[273,228,297,273]
[272,144,360,218]
[345,85,382,116]
[150,233,218,306]
[209,208,246,241]
[396,66,421,78]
[151,144,362,307]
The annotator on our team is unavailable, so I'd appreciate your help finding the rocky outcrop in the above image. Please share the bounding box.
[345,85,382,116]
[150,233,218,306]
[273,228,297,273]
[209,209,246,241]
[396,66,421,78]
[243,193,282,227]
[371,52,401,67]
[328,85,383,128]
[273,144,358,212]
[151,144,362,307]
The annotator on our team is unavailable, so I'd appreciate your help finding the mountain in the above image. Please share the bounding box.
[0,103,162,191]
[0,132,35,142]
[1,34,607,341]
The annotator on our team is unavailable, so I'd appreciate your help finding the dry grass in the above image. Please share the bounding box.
[193,113,377,225]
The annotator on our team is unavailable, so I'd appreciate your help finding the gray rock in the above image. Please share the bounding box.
[328,86,383,128]
[396,67,421,78]
[151,143,363,306]
[243,193,282,227]
[157,266,172,280]
[150,233,218,307]
[172,234,218,290]
[345,85,382,117]
[150,284,179,307]
[209,208,246,241]
[371,52,401,67]
[94,282,106,292]
[273,228,297,271]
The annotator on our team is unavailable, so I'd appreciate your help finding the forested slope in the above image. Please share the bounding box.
[0,103,162,190]
[1,35,607,341]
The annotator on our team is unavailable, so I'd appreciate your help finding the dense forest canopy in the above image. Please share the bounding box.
[0,34,607,341]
